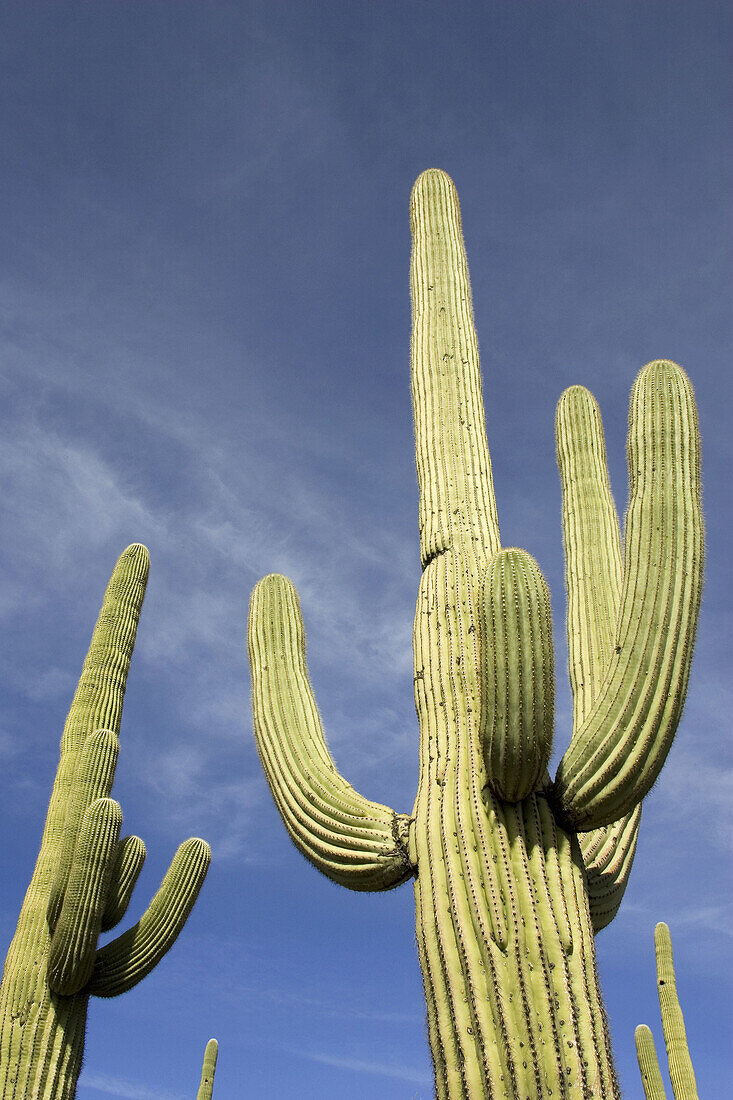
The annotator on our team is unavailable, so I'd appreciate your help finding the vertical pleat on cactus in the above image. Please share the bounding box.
[247,170,704,1098]
[0,545,211,1099]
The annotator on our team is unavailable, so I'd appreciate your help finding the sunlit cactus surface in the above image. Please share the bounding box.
[248,170,704,1099]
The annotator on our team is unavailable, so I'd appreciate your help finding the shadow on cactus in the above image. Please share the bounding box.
[247,170,704,1099]
[0,545,211,1098]
[636,923,699,1100]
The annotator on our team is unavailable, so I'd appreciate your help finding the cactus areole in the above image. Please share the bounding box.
[0,546,211,1098]
[248,170,704,1099]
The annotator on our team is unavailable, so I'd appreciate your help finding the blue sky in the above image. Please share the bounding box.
[0,2,729,1096]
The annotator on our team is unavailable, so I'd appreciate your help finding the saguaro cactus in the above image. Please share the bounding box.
[635,923,699,1100]
[196,1038,219,1100]
[0,544,211,1099]
[248,170,703,1098]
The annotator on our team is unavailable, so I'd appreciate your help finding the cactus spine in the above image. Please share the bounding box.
[0,545,211,1098]
[247,170,703,1098]
[196,1038,218,1100]
[636,923,699,1100]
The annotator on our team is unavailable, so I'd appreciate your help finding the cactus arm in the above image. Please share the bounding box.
[196,1038,218,1100]
[47,728,120,930]
[554,362,704,828]
[636,1024,669,1100]
[101,835,146,931]
[88,837,210,997]
[47,798,123,995]
[248,573,414,891]
[555,383,642,921]
[478,549,554,802]
[409,169,500,567]
[654,922,699,1099]
[578,804,640,933]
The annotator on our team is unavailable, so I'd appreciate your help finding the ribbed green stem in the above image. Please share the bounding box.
[479,548,554,802]
[636,1025,668,1100]
[555,364,703,828]
[654,923,699,1099]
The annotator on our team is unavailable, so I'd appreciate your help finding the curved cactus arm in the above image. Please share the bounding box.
[579,804,640,933]
[478,549,554,802]
[47,729,120,930]
[101,835,146,932]
[555,382,642,918]
[654,922,699,1099]
[409,168,500,567]
[554,362,704,828]
[196,1038,218,1100]
[48,798,123,995]
[248,574,414,892]
[636,1024,668,1100]
[87,838,210,997]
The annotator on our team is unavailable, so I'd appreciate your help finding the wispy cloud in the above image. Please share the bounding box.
[81,1072,182,1100]
[293,1049,433,1087]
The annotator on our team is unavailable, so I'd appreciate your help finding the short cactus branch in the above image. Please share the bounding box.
[0,545,210,1098]
[248,169,703,1098]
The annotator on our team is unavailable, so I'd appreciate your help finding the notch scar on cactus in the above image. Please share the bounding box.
[247,169,703,1099]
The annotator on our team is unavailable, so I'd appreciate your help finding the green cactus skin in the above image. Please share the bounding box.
[0,545,211,1099]
[196,1038,218,1100]
[247,170,703,1098]
[635,923,699,1100]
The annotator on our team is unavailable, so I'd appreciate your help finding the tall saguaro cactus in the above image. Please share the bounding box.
[0,545,211,1099]
[248,171,703,1098]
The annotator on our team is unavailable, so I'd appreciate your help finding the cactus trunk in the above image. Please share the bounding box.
[412,553,617,1097]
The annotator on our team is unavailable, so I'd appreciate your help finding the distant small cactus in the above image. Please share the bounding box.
[636,923,699,1100]
[0,545,211,1098]
[248,171,704,1098]
[196,1038,218,1100]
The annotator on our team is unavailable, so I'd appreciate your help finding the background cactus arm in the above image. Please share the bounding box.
[87,838,210,997]
[578,805,640,933]
[654,922,699,1099]
[635,1025,668,1100]
[196,1038,218,1100]
[556,385,640,920]
[409,169,500,566]
[248,574,414,892]
[47,798,123,995]
[47,729,120,930]
[45,544,149,930]
[554,362,704,828]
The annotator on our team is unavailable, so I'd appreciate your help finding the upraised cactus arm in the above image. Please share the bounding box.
[0,545,210,1099]
[554,365,703,829]
[248,573,413,890]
